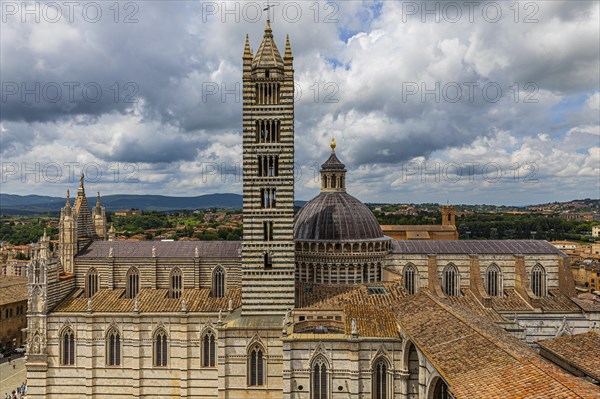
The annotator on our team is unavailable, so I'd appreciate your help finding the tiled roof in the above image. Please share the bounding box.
[53,287,241,313]
[390,239,565,255]
[295,282,598,397]
[0,276,28,305]
[252,20,284,69]
[537,332,600,382]
[320,152,346,171]
[443,288,506,323]
[571,297,600,312]
[396,292,600,399]
[76,240,241,258]
[295,282,406,337]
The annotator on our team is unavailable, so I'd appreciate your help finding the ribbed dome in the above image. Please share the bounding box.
[294,192,384,241]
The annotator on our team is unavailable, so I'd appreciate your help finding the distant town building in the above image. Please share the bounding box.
[592,226,600,237]
[551,241,580,251]
[114,209,142,217]
[381,205,459,240]
[0,276,28,352]
[572,262,600,292]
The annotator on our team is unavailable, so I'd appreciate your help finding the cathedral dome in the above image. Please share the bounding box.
[294,191,384,241]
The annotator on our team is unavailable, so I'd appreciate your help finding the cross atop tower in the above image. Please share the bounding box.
[263,0,274,22]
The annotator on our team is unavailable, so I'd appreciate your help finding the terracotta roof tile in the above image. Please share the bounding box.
[0,276,28,305]
[77,241,241,258]
[391,240,565,255]
[53,287,241,313]
[537,332,600,382]
[396,292,600,399]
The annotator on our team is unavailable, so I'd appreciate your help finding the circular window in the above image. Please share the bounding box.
[298,385,304,391]
[338,386,343,391]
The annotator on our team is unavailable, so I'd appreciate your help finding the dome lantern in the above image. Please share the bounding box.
[320,136,346,193]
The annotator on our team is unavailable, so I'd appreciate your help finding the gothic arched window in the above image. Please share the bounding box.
[60,327,75,366]
[202,329,216,367]
[126,267,140,299]
[312,357,328,399]
[485,264,502,297]
[86,267,99,298]
[442,264,460,297]
[403,264,418,295]
[154,329,168,367]
[372,357,388,399]
[406,343,419,398]
[431,377,450,399]
[106,327,121,366]
[248,344,265,386]
[212,266,225,298]
[531,264,546,297]
[170,267,182,299]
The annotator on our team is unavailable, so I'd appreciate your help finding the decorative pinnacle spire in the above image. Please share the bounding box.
[243,33,252,58]
[284,34,293,60]
[264,18,272,37]
[96,191,101,207]
[65,189,71,207]
[330,135,336,152]
[42,228,48,241]
[78,172,85,194]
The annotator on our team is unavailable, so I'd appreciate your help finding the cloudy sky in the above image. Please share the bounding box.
[1,0,599,205]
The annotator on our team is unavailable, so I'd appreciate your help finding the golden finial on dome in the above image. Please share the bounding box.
[330,135,336,152]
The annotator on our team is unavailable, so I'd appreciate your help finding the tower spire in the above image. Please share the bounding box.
[78,172,85,195]
[65,190,71,208]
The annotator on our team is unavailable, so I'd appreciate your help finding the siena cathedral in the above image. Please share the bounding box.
[25,20,600,399]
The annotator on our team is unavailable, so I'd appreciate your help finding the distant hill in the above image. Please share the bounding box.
[0,193,308,215]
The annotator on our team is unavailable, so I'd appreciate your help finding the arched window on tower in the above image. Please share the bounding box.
[403,264,418,295]
[248,344,265,386]
[126,267,139,299]
[154,328,168,367]
[106,327,121,366]
[372,357,388,399]
[86,267,99,298]
[311,356,328,399]
[202,329,216,367]
[60,327,75,366]
[531,264,546,297]
[170,267,182,299]
[442,264,460,297]
[212,266,225,298]
[485,264,502,297]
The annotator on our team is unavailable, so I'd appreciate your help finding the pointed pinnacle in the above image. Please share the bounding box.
[284,34,293,59]
[243,34,253,58]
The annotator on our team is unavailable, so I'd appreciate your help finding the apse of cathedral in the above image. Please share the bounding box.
[25,21,600,399]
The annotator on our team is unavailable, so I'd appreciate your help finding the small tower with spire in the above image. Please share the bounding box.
[59,189,76,273]
[320,136,347,193]
[58,174,96,273]
[93,191,107,239]
[241,18,295,315]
